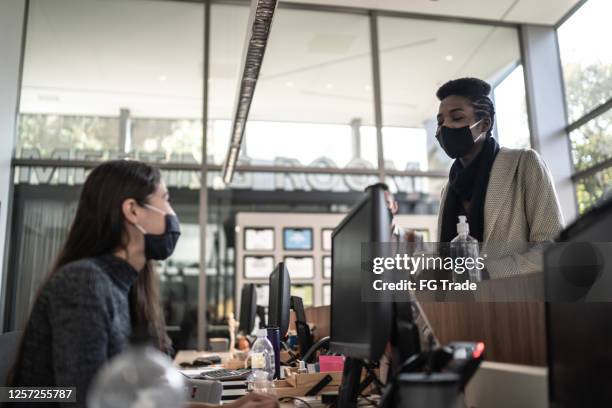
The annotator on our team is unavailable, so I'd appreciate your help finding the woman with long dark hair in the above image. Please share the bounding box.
[9,160,277,408]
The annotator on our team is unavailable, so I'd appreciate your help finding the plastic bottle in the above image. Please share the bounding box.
[247,329,275,390]
[250,370,274,395]
[450,216,482,283]
[87,329,185,408]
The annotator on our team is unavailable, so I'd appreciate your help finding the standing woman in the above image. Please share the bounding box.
[434,78,564,277]
[8,160,277,408]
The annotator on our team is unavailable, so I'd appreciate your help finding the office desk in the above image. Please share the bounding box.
[303,273,547,366]
[419,273,546,366]
[175,350,235,366]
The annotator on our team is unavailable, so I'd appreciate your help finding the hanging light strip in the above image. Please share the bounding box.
[222,0,278,185]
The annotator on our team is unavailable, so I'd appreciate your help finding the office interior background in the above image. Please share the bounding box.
[0,0,610,351]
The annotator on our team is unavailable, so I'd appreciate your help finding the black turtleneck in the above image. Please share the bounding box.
[440,136,500,243]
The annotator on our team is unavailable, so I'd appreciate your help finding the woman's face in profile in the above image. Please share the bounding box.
[436,95,479,135]
[138,180,176,235]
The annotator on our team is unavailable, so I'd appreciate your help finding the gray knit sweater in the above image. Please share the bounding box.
[12,254,139,407]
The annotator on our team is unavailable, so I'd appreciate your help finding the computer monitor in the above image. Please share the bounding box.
[330,184,393,407]
[238,284,257,335]
[290,295,314,362]
[545,196,612,407]
[268,262,291,336]
[330,184,393,360]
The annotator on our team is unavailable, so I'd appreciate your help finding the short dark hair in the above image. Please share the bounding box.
[436,77,496,137]
[365,182,390,193]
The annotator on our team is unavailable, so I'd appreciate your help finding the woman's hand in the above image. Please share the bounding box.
[226,392,279,408]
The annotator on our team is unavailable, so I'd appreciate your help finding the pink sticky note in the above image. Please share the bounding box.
[318,355,345,372]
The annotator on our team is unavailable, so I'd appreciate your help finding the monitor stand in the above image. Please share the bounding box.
[256,305,267,329]
[337,303,422,408]
[338,357,365,408]
[290,296,314,361]
[390,302,421,376]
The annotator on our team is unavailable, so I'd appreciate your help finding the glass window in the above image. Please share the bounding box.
[575,167,612,214]
[18,0,203,162]
[10,0,205,350]
[244,8,377,170]
[208,4,249,166]
[493,65,530,149]
[18,114,119,157]
[558,0,612,123]
[377,16,522,200]
[131,118,202,163]
[569,108,612,172]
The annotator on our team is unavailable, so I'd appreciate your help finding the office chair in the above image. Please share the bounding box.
[0,331,22,386]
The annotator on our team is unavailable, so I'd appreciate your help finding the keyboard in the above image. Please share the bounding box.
[198,368,252,381]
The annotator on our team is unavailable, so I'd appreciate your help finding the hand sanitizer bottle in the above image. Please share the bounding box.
[450,216,481,283]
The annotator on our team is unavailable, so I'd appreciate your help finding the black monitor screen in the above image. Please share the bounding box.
[546,198,612,407]
[330,186,392,361]
[238,284,257,334]
[268,262,291,336]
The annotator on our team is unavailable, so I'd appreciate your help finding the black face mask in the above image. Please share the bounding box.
[436,120,483,159]
[136,205,181,260]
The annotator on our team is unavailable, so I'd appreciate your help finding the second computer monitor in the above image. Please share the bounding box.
[238,283,257,335]
[268,262,291,336]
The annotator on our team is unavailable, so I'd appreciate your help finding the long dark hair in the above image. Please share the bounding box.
[9,160,171,383]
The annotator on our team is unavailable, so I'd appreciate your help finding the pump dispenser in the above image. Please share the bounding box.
[450,216,482,283]
[456,216,470,236]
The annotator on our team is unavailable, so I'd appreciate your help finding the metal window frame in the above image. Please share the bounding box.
[10,158,448,178]
[1,0,29,332]
[554,0,589,29]
[553,0,611,195]
[566,101,612,187]
[566,99,612,133]
[198,0,211,351]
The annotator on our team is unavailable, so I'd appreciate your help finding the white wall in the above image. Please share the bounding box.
[234,211,438,319]
[0,0,26,329]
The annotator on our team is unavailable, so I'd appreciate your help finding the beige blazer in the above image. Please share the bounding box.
[437,147,565,278]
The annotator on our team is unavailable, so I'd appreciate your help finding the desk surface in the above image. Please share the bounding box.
[174,350,234,366]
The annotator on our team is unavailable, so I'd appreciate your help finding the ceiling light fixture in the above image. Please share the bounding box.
[222,0,278,185]
[445,55,453,61]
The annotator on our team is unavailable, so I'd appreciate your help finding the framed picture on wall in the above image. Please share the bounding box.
[283,227,313,251]
[291,284,314,307]
[244,255,275,279]
[322,284,331,306]
[322,256,331,279]
[244,227,274,251]
[283,256,314,279]
[321,228,333,251]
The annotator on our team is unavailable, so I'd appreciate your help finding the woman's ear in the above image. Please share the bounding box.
[122,198,140,225]
[482,117,492,135]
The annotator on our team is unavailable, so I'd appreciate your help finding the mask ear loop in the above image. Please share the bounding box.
[134,223,147,235]
[144,203,167,215]
[133,203,163,235]
[469,118,485,142]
